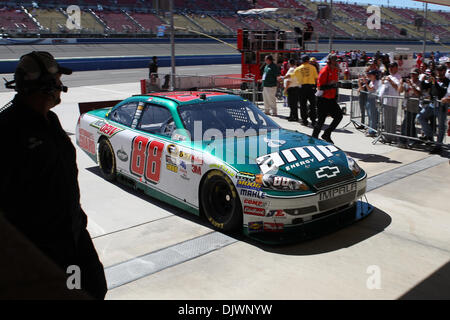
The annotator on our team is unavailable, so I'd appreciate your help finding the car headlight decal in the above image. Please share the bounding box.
[256,174,309,191]
[346,156,361,176]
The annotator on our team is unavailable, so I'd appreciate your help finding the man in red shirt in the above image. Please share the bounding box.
[312,54,343,144]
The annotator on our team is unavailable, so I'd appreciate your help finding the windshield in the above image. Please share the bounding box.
[178,100,280,140]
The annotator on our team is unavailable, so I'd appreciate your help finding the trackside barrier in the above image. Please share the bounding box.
[346,85,449,149]
[140,74,259,102]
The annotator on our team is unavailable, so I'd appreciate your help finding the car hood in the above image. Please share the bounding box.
[200,129,355,188]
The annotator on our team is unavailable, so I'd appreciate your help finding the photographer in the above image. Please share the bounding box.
[379,62,401,143]
[417,65,449,154]
[398,68,421,148]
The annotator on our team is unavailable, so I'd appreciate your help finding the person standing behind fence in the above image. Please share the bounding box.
[261,55,280,116]
[398,68,421,148]
[312,54,342,144]
[365,70,382,137]
[289,55,318,127]
[357,73,369,130]
[283,59,300,121]
[417,65,450,154]
[379,62,401,144]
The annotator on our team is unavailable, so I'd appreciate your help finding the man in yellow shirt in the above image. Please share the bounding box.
[290,55,318,126]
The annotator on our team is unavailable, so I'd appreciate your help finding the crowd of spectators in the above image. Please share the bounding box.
[356,52,450,154]
[258,50,449,152]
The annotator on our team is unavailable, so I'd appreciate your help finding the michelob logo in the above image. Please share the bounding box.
[256,145,340,174]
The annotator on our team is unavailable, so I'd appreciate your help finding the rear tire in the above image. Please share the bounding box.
[98,138,116,182]
[201,170,242,232]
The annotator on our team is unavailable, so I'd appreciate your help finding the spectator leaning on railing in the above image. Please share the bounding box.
[379,62,401,144]
[398,68,421,148]
[364,70,382,138]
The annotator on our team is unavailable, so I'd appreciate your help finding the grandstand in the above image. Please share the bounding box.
[0,0,448,41]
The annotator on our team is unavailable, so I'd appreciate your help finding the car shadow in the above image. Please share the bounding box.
[344,151,402,164]
[241,206,392,256]
[86,166,391,255]
[85,166,216,231]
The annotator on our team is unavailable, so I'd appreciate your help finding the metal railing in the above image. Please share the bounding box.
[345,84,449,149]
[140,73,260,103]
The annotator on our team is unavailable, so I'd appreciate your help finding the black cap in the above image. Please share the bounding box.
[301,55,310,62]
[15,51,72,81]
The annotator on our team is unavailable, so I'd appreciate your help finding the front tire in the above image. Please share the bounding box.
[98,138,116,182]
[201,170,242,231]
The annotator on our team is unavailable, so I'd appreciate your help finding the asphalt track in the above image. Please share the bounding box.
[0,41,447,60]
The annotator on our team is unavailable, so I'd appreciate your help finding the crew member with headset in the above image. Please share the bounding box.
[0,51,107,299]
[312,54,343,144]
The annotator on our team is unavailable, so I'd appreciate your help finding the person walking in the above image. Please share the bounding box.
[261,54,280,116]
[312,54,343,144]
[0,51,107,299]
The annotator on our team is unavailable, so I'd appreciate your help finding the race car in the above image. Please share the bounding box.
[76,91,373,243]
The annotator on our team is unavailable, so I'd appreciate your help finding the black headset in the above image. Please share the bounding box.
[5,51,68,94]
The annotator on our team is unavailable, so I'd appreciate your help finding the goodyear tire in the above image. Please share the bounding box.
[98,138,116,182]
[201,170,242,232]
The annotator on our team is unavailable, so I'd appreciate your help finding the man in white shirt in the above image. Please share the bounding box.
[379,62,401,143]
[283,59,300,121]
[445,57,450,80]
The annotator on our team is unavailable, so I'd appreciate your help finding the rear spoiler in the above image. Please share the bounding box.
[78,100,122,115]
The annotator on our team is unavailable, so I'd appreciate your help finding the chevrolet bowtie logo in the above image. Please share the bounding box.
[316,166,340,179]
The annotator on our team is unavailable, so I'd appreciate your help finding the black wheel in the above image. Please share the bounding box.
[98,138,116,182]
[201,170,242,232]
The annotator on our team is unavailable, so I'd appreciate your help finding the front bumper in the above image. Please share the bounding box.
[243,200,373,244]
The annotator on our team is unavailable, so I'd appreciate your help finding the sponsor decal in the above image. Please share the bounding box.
[319,183,357,201]
[266,210,286,218]
[240,189,266,199]
[243,199,268,208]
[243,206,265,217]
[78,128,95,155]
[316,166,340,179]
[209,164,235,177]
[236,180,262,191]
[167,144,179,155]
[192,164,202,175]
[256,145,340,174]
[90,120,123,138]
[263,137,286,148]
[179,150,192,161]
[208,216,224,229]
[179,160,189,180]
[166,155,178,173]
[263,222,284,232]
[236,171,256,181]
[116,147,128,162]
[248,221,263,233]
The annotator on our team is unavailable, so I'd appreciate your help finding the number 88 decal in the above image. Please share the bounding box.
[130,136,164,184]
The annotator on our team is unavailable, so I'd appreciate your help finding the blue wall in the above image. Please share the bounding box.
[0,54,241,73]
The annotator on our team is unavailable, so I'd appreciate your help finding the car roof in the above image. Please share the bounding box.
[139,91,243,105]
